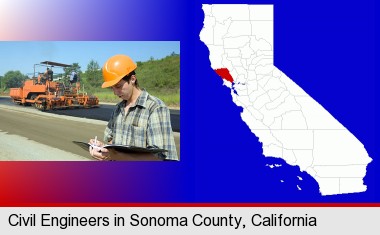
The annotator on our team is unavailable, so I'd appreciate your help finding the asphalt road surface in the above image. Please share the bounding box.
[0,97,180,132]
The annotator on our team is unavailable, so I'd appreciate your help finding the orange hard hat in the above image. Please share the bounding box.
[102,54,137,88]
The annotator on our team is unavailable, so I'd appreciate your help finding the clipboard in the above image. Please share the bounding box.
[72,141,168,154]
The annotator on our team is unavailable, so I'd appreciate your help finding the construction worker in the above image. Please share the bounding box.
[70,70,78,85]
[38,73,46,84]
[88,54,178,161]
[43,67,53,82]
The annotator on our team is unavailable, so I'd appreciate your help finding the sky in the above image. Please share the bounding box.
[0,41,180,77]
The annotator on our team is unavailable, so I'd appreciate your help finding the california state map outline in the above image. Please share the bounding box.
[199,4,372,196]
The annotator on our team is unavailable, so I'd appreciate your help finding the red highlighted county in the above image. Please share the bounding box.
[214,68,234,83]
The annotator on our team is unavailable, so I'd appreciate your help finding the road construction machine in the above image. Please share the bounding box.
[9,61,99,110]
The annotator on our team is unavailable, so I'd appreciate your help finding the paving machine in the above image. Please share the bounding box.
[9,61,99,110]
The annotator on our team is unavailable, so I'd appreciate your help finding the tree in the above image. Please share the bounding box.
[0,75,3,90]
[3,71,28,88]
[85,59,102,88]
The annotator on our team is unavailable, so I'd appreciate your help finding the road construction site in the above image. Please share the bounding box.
[0,97,180,161]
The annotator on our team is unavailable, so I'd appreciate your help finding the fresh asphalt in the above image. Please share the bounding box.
[0,97,180,132]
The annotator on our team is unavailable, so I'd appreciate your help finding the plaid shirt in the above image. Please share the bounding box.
[104,90,178,160]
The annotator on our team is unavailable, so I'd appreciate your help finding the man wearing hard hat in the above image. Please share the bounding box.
[89,54,178,161]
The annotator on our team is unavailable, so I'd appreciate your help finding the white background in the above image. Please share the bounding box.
[0,206,379,234]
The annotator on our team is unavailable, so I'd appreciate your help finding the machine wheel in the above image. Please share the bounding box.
[30,94,37,107]
[42,99,47,111]
[35,99,47,111]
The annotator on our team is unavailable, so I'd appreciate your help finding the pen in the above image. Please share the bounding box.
[92,136,101,152]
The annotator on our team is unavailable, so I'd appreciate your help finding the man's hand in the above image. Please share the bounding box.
[88,139,111,161]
